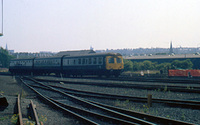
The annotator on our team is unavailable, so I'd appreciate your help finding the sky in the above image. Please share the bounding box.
[0,0,200,52]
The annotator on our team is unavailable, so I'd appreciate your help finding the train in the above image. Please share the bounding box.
[9,53,124,77]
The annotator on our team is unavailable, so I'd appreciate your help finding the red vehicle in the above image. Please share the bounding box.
[168,69,200,78]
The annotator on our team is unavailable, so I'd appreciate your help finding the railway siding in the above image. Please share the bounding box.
[0,75,79,125]
[33,76,200,124]
[22,76,198,124]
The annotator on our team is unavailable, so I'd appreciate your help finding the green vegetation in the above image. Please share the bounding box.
[124,59,134,71]
[10,114,18,124]
[171,59,193,69]
[123,59,193,73]
[0,116,9,121]
[0,47,14,68]
[0,90,4,96]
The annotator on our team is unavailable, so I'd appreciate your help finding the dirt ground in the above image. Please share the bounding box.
[0,75,78,125]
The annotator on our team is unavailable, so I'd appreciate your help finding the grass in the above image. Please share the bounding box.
[10,114,18,124]
[115,99,130,107]
[10,114,47,124]
[163,85,168,92]
[0,90,4,95]
[122,70,161,77]
[38,114,47,123]
[0,116,10,121]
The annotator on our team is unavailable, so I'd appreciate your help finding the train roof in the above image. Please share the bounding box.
[55,50,96,56]
[62,52,122,58]
[34,56,62,60]
[10,53,122,61]
[10,58,35,61]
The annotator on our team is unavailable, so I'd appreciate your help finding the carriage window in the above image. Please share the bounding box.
[117,58,122,63]
[108,58,114,63]
[78,59,81,64]
[89,58,92,64]
[98,57,103,64]
[82,58,85,64]
[67,60,70,65]
[67,59,70,65]
[93,58,97,64]
[73,59,76,65]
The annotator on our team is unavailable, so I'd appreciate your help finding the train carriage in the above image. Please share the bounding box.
[9,58,34,75]
[34,57,62,75]
[62,53,124,77]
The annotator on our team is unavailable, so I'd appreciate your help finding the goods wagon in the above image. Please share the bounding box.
[168,69,200,78]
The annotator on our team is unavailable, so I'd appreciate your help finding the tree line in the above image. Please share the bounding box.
[124,59,193,72]
[0,47,14,68]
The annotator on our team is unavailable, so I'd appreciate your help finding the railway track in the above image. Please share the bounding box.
[21,78,153,125]
[39,74,200,84]
[42,84,200,110]
[16,94,41,125]
[114,76,200,84]
[34,76,200,94]
[27,77,200,109]
[20,76,194,125]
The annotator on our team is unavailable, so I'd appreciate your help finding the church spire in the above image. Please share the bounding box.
[169,41,173,54]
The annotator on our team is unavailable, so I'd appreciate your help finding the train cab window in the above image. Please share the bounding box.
[93,58,97,64]
[98,57,103,64]
[117,58,122,63]
[108,58,114,63]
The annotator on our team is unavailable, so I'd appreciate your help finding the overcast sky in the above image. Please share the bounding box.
[0,0,200,52]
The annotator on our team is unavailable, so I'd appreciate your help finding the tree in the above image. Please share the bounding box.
[141,60,157,70]
[123,59,133,71]
[123,59,193,72]
[171,59,193,69]
[0,47,14,68]
[156,63,171,70]
[132,61,141,71]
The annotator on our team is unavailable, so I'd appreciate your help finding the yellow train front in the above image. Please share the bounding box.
[105,53,124,77]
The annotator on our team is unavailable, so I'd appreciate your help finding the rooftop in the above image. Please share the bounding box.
[125,53,200,60]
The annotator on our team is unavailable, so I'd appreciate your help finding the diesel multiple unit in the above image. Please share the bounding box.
[9,53,124,77]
